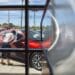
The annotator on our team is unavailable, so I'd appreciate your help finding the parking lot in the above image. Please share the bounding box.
[0,59,42,75]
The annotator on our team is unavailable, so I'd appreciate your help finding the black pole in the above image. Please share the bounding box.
[21,0,23,29]
[40,0,51,45]
[34,11,35,29]
[25,0,29,75]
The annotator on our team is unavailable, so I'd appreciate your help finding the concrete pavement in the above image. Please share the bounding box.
[0,59,42,75]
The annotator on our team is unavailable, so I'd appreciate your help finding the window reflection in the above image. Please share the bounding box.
[0,0,25,5]
[29,0,46,5]
[56,9,75,25]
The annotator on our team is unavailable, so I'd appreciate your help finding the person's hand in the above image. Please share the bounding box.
[9,40,15,45]
[9,42,16,48]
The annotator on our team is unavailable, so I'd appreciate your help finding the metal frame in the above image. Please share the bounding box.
[25,0,29,75]
[0,48,24,51]
[0,5,45,10]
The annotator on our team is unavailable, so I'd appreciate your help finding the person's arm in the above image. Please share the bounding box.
[8,33,17,48]
[9,42,16,48]
[17,30,24,37]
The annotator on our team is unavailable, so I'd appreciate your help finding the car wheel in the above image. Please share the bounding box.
[30,52,42,71]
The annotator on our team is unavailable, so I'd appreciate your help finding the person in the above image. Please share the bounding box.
[1,25,15,65]
[0,34,3,47]
[1,27,24,65]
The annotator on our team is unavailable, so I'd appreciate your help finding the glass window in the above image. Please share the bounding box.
[29,11,43,41]
[0,11,25,27]
[0,1,25,75]
[55,0,69,5]
[29,10,43,50]
[29,0,46,5]
[56,9,75,25]
[0,0,25,5]
[0,10,25,48]
[42,10,57,50]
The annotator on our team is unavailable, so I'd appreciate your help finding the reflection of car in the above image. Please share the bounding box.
[18,29,52,70]
[28,30,52,49]
[0,29,52,71]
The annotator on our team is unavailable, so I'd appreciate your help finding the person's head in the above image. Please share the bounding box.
[11,30,16,35]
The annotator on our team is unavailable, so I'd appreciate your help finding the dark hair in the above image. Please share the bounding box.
[11,30,16,35]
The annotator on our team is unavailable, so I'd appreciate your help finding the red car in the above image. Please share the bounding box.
[17,29,52,70]
[23,30,52,48]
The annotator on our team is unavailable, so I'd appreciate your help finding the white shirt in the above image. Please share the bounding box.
[3,32,15,43]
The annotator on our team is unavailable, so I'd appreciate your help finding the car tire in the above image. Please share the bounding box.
[29,52,42,71]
